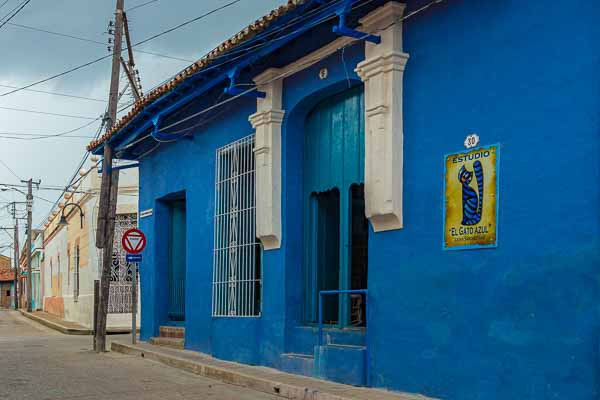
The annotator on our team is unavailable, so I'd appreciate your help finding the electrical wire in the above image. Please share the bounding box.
[34,117,106,229]
[133,0,242,48]
[0,133,95,140]
[0,84,106,102]
[5,22,194,63]
[0,54,113,98]
[0,159,21,181]
[0,1,347,143]
[0,118,101,141]
[126,0,160,13]
[0,105,99,120]
[0,0,245,98]
[0,0,30,29]
[0,0,25,22]
[33,194,55,204]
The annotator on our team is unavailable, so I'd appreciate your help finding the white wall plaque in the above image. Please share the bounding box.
[140,209,153,219]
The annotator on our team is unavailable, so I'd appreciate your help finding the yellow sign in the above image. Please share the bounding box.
[444,144,499,250]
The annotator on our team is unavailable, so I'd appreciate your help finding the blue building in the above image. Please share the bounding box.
[89,1,600,399]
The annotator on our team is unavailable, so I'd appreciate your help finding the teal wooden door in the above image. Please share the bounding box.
[168,200,186,321]
[303,86,365,325]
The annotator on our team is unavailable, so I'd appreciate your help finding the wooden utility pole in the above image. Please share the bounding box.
[13,221,19,310]
[121,12,142,101]
[9,203,20,310]
[95,0,125,353]
[13,222,19,310]
[22,179,34,313]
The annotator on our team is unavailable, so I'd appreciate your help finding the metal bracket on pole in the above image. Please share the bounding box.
[224,67,266,98]
[332,0,381,44]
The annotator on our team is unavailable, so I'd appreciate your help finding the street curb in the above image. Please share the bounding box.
[111,342,437,400]
[19,310,92,335]
[19,310,139,335]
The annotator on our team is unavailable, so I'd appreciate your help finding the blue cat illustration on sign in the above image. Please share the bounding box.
[458,161,484,225]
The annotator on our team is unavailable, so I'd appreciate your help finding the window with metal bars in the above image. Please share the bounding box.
[73,243,80,302]
[67,249,71,287]
[212,134,262,317]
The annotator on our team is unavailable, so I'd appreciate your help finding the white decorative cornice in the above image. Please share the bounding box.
[249,68,284,250]
[355,2,408,232]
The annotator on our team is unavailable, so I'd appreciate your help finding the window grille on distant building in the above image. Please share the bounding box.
[212,134,262,317]
[74,243,80,302]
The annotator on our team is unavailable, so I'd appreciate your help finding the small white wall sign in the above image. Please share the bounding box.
[464,133,480,149]
[140,209,153,218]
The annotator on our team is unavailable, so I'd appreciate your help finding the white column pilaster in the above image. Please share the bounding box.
[355,2,409,232]
[249,68,284,250]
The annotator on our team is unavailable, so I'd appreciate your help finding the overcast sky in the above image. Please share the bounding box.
[0,0,282,254]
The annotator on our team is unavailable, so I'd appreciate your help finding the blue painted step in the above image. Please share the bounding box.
[280,353,314,377]
[314,344,366,386]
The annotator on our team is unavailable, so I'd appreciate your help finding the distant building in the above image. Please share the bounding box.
[0,255,14,309]
[18,230,44,311]
[41,159,139,328]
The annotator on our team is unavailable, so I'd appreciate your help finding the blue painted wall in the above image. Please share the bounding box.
[137,1,600,399]
[369,1,599,399]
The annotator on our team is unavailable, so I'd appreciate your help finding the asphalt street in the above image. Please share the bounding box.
[0,310,279,400]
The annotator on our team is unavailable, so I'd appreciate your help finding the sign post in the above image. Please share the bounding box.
[121,228,146,344]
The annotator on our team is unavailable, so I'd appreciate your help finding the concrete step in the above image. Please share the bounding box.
[315,344,367,386]
[159,325,185,339]
[280,353,314,377]
[149,336,184,349]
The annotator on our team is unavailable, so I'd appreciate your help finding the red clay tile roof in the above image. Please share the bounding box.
[0,267,14,282]
[87,0,306,153]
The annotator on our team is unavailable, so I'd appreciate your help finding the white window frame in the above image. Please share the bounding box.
[212,134,262,317]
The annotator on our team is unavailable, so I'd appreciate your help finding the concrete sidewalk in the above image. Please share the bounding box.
[20,310,134,335]
[112,340,438,400]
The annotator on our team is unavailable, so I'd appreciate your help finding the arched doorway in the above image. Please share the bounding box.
[303,86,368,327]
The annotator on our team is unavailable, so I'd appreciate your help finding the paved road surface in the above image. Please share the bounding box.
[0,310,279,400]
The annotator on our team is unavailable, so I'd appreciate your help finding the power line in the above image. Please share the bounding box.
[0,53,113,98]
[33,194,54,204]
[0,0,244,98]
[5,22,193,63]
[35,117,106,229]
[126,0,160,12]
[0,105,100,120]
[0,159,21,181]
[0,118,101,140]
[0,134,95,140]
[0,0,30,29]
[0,84,106,102]
[0,184,56,206]
[0,0,25,22]
[133,0,242,48]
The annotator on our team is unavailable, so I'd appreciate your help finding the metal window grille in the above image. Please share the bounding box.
[67,250,71,287]
[212,134,261,317]
[73,244,80,302]
[108,213,137,313]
